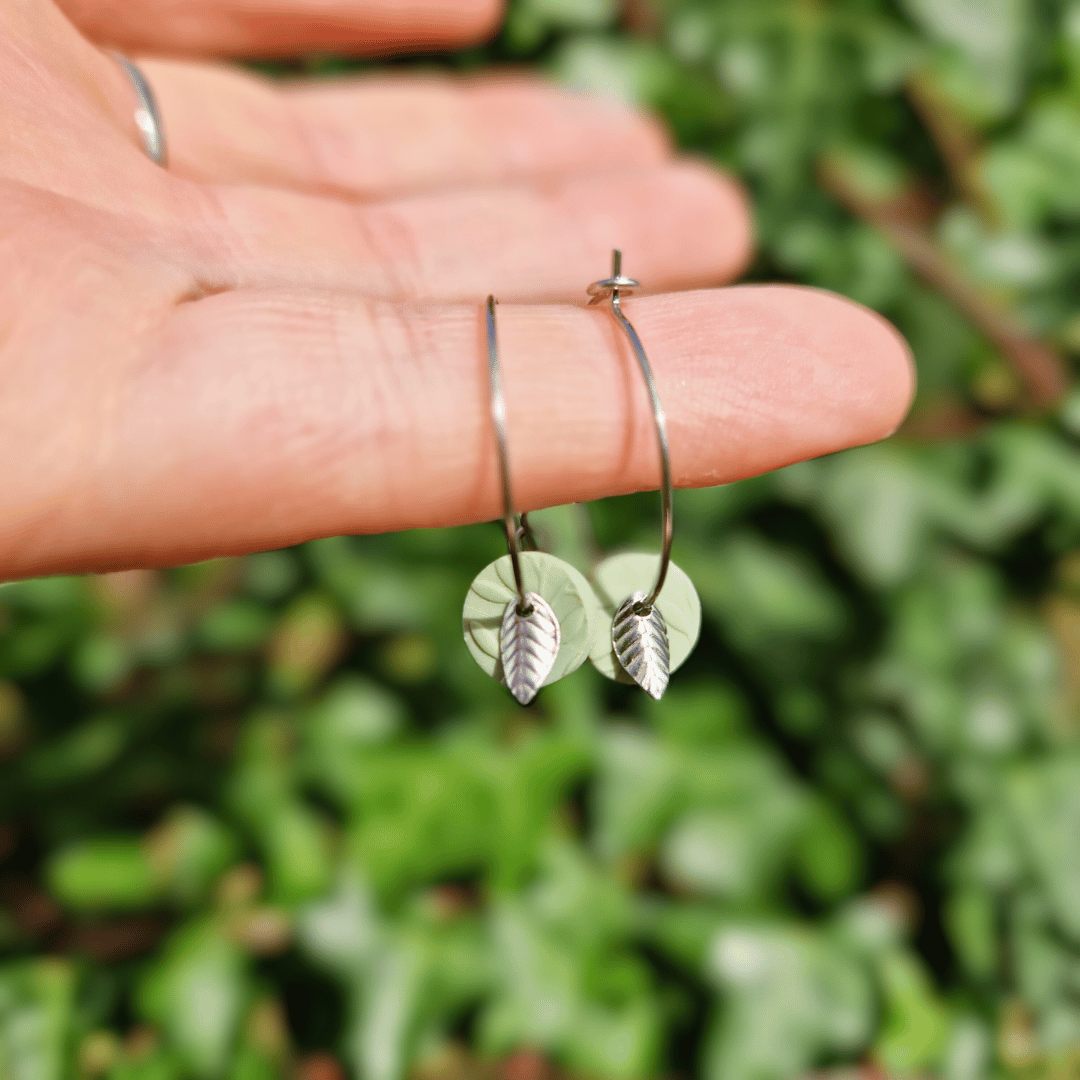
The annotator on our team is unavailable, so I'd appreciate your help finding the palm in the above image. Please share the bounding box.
[0,0,911,579]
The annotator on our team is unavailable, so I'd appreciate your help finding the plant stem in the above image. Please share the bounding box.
[819,156,1070,406]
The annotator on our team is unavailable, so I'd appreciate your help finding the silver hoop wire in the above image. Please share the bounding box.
[486,297,533,616]
[587,250,673,611]
[111,53,168,167]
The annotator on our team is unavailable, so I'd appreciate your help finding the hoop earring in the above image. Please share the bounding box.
[586,252,700,699]
[461,298,595,705]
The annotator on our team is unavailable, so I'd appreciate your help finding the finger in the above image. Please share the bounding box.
[141,63,671,198]
[57,0,503,58]
[8,286,913,577]
[198,163,753,301]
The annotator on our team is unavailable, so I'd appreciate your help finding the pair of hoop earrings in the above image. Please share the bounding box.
[462,252,702,704]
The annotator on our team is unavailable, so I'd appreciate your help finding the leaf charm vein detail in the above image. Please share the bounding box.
[500,592,561,705]
[612,592,670,700]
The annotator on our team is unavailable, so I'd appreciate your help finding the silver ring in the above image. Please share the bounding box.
[111,53,167,167]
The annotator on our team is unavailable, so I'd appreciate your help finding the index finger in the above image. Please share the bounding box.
[7,286,914,578]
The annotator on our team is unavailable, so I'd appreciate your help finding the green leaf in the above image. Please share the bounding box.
[661,811,771,899]
[301,676,407,808]
[261,803,334,907]
[196,601,273,653]
[644,682,748,746]
[0,959,77,1080]
[23,715,127,788]
[137,917,250,1080]
[344,932,429,1080]
[872,948,951,1077]
[47,838,160,912]
[682,533,844,650]
[70,634,133,692]
[944,887,997,981]
[343,749,494,897]
[110,1048,186,1080]
[480,869,660,1080]
[793,797,864,903]
[1011,891,1072,1014]
[703,922,874,1080]
[305,676,405,748]
[899,0,1027,119]
[242,551,299,601]
[296,864,383,978]
[488,732,592,891]
[267,593,345,698]
[519,0,617,31]
[1006,755,1080,943]
[549,37,679,107]
[594,726,797,862]
[147,806,239,906]
[593,727,686,859]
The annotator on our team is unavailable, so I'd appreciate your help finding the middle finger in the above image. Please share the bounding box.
[143,62,674,199]
[192,163,753,302]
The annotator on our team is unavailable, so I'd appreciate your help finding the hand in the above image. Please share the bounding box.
[0,0,913,579]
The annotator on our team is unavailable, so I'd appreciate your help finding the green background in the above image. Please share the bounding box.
[5,0,1080,1076]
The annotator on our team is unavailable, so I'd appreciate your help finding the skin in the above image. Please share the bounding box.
[0,0,915,581]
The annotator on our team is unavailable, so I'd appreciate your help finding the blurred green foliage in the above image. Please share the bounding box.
[5,0,1080,1077]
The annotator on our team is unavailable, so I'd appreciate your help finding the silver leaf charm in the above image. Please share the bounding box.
[612,592,670,700]
[500,592,561,705]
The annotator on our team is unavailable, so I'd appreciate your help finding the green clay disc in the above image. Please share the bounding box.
[463,552,595,688]
[588,552,702,683]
